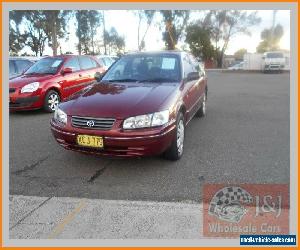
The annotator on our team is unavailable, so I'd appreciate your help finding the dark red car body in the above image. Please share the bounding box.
[51,51,207,158]
[9,55,105,111]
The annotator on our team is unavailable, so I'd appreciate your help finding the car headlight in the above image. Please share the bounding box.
[21,82,40,93]
[123,110,169,129]
[54,107,67,125]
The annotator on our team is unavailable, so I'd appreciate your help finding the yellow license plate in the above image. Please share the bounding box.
[77,135,103,148]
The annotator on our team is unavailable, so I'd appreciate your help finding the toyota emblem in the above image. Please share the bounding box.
[86,120,95,127]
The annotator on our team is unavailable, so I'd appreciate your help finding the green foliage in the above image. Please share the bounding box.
[160,10,190,50]
[185,24,215,61]
[75,10,102,55]
[9,10,71,56]
[135,10,156,51]
[104,27,125,54]
[233,48,247,60]
[203,10,260,67]
[256,24,284,53]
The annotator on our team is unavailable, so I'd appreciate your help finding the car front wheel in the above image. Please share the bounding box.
[164,112,185,161]
[44,90,60,112]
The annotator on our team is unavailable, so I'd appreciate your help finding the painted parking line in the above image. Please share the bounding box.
[47,199,87,239]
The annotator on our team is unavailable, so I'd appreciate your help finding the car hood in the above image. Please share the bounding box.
[9,74,55,88]
[62,82,178,119]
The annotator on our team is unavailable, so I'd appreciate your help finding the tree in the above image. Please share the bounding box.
[256,24,284,53]
[160,10,190,50]
[75,10,91,55]
[203,10,261,67]
[185,24,215,61]
[22,11,48,56]
[9,11,27,55]
[87,10,102,55]
[135,10,156,51]
[9,10,70,56]
[104,27,125,54]
[234,48,247,60]
[75,10,102,55]
[42,10,71,56]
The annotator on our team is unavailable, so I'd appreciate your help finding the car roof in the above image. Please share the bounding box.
[9,57,34,61]
[125,50,185,57]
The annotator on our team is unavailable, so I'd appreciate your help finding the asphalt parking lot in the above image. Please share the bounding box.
[9,71,290,203]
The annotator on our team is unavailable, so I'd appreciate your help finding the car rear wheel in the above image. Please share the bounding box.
[164,112,185,161]
[44,90,60,113]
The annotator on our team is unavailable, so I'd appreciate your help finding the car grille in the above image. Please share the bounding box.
[71,116,115,130]
[9,88,16,93]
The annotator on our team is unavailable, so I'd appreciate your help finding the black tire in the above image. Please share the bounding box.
[164,112,185,161]
[196,90,207,118]
[43,90,60,113]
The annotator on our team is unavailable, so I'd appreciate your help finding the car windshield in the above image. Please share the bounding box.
[266,53,284,58]
[102,54,181,83]
[25,57,64,75]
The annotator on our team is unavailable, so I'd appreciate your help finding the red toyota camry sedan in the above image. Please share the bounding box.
[9,55,105,112]
[51,51,207,160]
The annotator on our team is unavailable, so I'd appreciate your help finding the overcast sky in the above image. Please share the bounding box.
[32,10,290,56]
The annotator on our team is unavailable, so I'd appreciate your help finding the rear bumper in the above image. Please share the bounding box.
[50,119,176,157]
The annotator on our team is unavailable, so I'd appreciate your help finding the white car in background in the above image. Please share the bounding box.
[228,62,244,70]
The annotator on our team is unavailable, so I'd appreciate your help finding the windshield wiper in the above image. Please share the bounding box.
[138,77,177,83]
[25,72,54,76]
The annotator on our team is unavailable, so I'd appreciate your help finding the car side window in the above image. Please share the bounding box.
[90,58,98,68]
[79,56,95,70]
[97,58,104,67]
[104,57,113,67]
[9,60,16,74]
[15,60,32,74]
[64,57,80,72]
[183,55,194,78]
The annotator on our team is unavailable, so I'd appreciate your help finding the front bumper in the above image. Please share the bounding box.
[264,64,284,70]
[9,89,43,111]
[50,119,176,157]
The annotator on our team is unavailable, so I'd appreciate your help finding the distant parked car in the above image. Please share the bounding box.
[9,58,36,79]
[96,55,117,71]
[9,55,105,112]
[228,62,244,70]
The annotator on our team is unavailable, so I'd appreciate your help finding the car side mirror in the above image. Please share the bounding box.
[95,72,104,82]
[187,72,200,81]
[61,67,73,75]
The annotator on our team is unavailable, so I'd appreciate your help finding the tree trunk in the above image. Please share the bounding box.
[52,20,58,56]
[103,11,107,55]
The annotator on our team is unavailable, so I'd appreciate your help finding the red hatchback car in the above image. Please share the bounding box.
[9,55,105,112]
[51,51,207,160]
